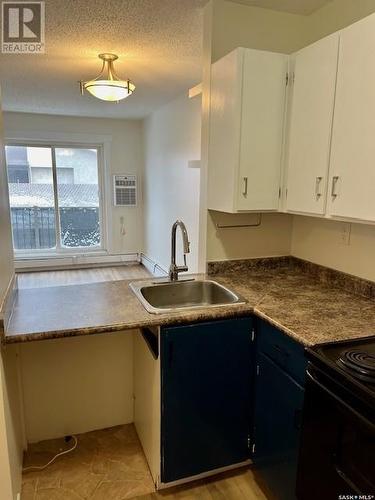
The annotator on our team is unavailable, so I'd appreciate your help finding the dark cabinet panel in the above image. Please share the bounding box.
[253,320,307,500]
[161,317,253,484]
[257,320,306,385]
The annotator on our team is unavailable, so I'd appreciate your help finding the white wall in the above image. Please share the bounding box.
[197,0,214,272]
[304,0,375,46]
[291,217,375,282]
[142,94,201,273]
[0,106,14,300]
[1,348,25,499]
[3,112,143,257]
[19,332,134,443]
[0,362,15,500]
[211,0,307,62]
[0,96,23,500]
[207,212,292,262]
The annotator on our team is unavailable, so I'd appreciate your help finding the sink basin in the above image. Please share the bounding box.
[129,279,246,314]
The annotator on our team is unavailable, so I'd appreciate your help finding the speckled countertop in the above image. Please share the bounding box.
[4,275,251,344]
[4,260,375,346]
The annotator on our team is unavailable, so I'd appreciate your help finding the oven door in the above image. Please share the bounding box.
[296,366,375,500]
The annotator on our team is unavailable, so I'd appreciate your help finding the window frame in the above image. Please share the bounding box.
[5,139,108,257]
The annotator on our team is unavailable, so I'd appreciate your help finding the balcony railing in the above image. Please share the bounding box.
[11,207,100,250]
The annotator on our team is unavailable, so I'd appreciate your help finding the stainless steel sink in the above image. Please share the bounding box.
[130,279,246,314]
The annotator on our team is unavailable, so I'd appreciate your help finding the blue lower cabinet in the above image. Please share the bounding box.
[252,320,307,500]
[161,317,253,484]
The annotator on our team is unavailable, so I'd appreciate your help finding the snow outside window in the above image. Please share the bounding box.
[5,144,103,254]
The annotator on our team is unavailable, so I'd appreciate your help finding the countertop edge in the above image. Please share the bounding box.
[4,304,254,344]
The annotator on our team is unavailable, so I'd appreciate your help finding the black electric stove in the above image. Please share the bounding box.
[296,336,375,500]
[338,347,375,383]
[307,336,375,407]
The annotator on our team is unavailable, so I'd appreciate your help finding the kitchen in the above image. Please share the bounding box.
[0,1,374,499]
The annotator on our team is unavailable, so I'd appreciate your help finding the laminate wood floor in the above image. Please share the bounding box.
[17,263,151,289]
[134,467,273,500]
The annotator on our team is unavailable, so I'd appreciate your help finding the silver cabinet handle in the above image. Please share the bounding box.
[331,176,339,197]
[315,176,323,198]
[242,177,248,196]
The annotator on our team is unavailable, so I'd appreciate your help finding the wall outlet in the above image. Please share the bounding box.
[339,222,351,245]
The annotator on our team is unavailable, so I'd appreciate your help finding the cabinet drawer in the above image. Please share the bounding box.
[257,320,306,386]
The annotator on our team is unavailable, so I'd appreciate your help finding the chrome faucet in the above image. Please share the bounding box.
[169,220,190,281]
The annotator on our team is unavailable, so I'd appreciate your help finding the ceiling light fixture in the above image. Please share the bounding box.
[79,53,135,102]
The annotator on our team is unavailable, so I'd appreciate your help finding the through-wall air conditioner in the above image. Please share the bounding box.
[113,174,137,207]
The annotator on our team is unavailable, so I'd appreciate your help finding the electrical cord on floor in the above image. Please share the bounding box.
[22,435,78,472]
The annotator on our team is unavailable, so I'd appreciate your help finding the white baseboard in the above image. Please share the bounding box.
[15,253,140,272]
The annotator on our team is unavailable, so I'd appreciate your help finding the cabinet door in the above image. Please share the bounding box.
[328,14,375,222]
[253,352,305,500]
[286,34,339,215]
[161,318,253,484]
[208,49,243,213]
[236,50,288,211]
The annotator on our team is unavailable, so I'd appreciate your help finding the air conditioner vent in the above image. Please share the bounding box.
[113,174,137,207]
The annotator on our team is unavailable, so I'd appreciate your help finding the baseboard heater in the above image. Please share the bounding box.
[14,253,141,272]
[140,254,168,277]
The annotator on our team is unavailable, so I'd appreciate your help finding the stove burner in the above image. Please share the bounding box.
[338,349,375,384]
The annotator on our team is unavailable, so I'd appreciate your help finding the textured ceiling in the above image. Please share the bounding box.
[0,0,205,119]
[0,0,331,119]
[231,0,332,15]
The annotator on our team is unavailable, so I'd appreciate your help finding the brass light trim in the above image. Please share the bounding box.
[79,53,135,102]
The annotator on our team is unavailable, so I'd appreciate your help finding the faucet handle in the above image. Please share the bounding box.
[175,254,188,274]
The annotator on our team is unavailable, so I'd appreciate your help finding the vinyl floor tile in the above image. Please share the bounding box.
[22,424,155,500]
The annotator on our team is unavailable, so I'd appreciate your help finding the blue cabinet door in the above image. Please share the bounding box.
[161,317,253,483]
[253,351,305,500]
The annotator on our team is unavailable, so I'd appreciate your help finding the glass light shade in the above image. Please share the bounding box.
[84,80,136,102]
[81,54,136,103]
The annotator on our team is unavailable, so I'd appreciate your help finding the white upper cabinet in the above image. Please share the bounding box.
[285,33,339,215]
[328,14,375,222]
[208,47,288,213]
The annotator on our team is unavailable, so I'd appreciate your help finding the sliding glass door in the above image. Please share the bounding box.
[5,144,103,255]
[55,147,101,249]
[6,146,56,251]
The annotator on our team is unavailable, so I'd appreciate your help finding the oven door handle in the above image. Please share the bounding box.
[306,369,375,431]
